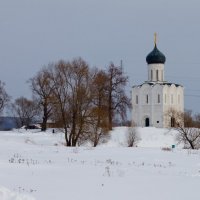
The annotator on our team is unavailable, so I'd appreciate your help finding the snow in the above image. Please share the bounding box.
[0,127,200,200]
[0,186,35,200]
[105,127,179,148]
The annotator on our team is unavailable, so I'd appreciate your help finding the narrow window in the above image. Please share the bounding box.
[136,95,138,104]
[158,94,160,103]
[146,95,148,104]
[171,94,173,104]
[156,70,159,81]
[178,94,180,104]
[151,70,153,81]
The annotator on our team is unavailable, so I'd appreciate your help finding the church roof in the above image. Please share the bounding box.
[133,82,183,88]
[146,44,166,64]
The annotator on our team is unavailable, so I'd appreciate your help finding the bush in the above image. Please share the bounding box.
[126,127,140,147]
[161,147,172,151]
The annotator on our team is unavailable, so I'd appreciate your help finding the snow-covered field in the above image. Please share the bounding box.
[0,127,200,200]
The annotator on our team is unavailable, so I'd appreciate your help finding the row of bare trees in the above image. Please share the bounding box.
[2,60,200,149]
[10,58,131,146]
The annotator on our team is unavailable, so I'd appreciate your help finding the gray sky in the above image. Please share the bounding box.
[1,0,200,114]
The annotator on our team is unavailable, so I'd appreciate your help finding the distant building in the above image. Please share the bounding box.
[132,34,184,128]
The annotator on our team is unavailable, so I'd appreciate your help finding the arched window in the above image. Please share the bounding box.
[156,70,159,81]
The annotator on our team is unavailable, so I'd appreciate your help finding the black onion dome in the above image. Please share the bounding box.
[146,44,166,64]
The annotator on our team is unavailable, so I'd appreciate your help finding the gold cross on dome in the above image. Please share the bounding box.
[154,32,157,45]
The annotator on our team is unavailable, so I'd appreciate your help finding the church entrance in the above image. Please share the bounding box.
[145,118,150,127]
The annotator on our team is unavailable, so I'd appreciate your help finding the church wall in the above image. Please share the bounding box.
[162,84,184,127]
[132,83,184,128]
[132,39,184,128]
[151,84,164,127]
[138,84,152,126]
[148,64,164,82]
[132,86,141,126]
[132,84,164,127]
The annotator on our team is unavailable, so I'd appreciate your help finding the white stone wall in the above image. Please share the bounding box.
[132,83,184,128]
[151,84,164,127]
[148,63,165,82]
[163,84,184,127]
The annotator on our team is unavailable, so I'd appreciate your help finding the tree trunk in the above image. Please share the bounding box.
[189,140,195,149]
[108,90,112,130]
[41,102,48,131]
[41,116,47,131]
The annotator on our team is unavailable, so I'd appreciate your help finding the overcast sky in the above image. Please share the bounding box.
[1,0,200,115]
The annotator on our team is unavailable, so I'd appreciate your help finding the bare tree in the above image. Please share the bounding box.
[106,63,131,130]
[167,108,200,149]
[29,66,55,131]
[87,69,110,146]
[0,81,10,114]
[49,60,71,144]
[68,58,93,146]
[176,126,200,149]
[11,97,39,127]
[49,58,94,146]
[177,110,200,149]
[183,109,194,127]
[126,123,140,147]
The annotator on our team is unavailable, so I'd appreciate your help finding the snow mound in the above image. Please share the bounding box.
[137,127,177,148]
[104,127,178,148]
[0,186,35,200]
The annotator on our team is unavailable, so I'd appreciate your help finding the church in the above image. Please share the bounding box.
[132,34,184,128]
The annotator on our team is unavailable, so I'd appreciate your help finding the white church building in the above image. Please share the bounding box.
[132,35,184,128]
